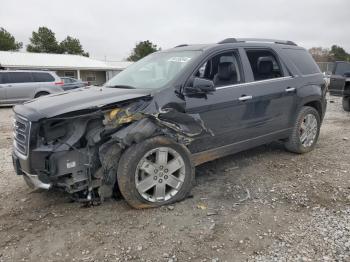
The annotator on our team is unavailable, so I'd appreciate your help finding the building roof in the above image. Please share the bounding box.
[105,60,134,69]
[0,51,132,71]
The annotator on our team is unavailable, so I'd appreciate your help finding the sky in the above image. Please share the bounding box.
[1,0,349,61]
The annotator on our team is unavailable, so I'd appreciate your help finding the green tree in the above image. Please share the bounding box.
[330,45,350,61]
[26,27,60,53]
[60,36,89,57]
[0,27,22,51]
[127,40,160,61]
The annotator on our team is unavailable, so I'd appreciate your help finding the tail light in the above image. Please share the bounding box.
[55,81,64,85]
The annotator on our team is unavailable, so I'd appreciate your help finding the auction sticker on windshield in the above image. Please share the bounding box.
[168,57,192,63]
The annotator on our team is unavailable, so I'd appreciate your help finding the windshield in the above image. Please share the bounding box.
[104,50,201,89]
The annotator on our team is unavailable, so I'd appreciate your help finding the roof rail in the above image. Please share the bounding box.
[217,38,238,44]
[174,44,188,48]
[218,38,297,46]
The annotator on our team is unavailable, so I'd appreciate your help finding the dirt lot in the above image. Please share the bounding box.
[0,96,350,262]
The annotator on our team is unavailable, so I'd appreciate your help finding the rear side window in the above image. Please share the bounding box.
[334,62,350,76]
[245,49,284,81]
[33,72,55,82]
[284,48,321,75]
[7,72,34,83]
[63,78,73,83]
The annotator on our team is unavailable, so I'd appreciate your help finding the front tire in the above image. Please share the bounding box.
[117,136,195,209]
[285,106,321,154]
[342,97,350,112]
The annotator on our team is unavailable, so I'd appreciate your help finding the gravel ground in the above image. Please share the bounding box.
[0,96,349,262]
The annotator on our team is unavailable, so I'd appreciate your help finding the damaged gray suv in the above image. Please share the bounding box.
[12,38,327,208]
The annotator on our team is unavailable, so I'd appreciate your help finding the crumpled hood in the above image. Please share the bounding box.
[14,86,153,121]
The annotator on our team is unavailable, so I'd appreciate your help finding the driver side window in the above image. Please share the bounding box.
[194,51,243,87]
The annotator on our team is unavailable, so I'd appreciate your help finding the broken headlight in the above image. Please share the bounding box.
[39,120,68,145]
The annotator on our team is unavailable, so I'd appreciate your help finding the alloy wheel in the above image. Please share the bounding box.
[299,113,318,147]
[135,147,186,202]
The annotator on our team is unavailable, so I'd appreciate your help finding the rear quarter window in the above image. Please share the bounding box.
[32,72,55,82]
[283,48,321,75]
[64,78,73,83]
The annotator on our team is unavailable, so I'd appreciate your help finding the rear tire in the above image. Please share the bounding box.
[285,106,321,154]
[34,92,49,98]
[342,97,350,112]
[117,136,195,209]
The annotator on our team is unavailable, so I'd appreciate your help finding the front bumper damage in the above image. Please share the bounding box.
[23,173,52,190]
[12,94,213,202]
[12,152,51,189]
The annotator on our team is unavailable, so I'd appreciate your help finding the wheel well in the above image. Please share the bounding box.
[304,101,322,117]
[34,91,49,98]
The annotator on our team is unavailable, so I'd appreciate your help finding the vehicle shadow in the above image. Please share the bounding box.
[195,141,287,181]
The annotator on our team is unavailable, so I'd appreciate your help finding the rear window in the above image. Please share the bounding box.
[33,72,55,82]
[334,62,350,76]
[284,48,321,75]
[7,72,34,83]
[63,78,73,83]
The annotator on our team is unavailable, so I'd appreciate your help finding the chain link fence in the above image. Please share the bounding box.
[317,62,334,74]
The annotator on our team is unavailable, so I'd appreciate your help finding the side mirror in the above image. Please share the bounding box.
[185,77,215,94]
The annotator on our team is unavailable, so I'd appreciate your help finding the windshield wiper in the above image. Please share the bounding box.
[105,85,136,89]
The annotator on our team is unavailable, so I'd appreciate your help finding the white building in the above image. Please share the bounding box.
[0,51,132,85]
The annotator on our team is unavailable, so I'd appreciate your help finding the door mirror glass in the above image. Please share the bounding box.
[185,77,215,94]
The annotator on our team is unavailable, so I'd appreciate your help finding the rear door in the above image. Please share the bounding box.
[238,48,298,136]
[5,72,35,103]
[32,72,56,92]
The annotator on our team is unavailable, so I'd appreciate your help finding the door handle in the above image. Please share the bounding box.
[285,87,296,92]
[238,95,253,101]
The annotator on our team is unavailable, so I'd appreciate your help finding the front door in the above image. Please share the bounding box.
[184,50,251,153]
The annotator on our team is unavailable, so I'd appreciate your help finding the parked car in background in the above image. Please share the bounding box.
[12,38,327,209]
[327,61,350,111]
[328,61,350,95]
[0,70,64,105]
[61,77,88,91]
